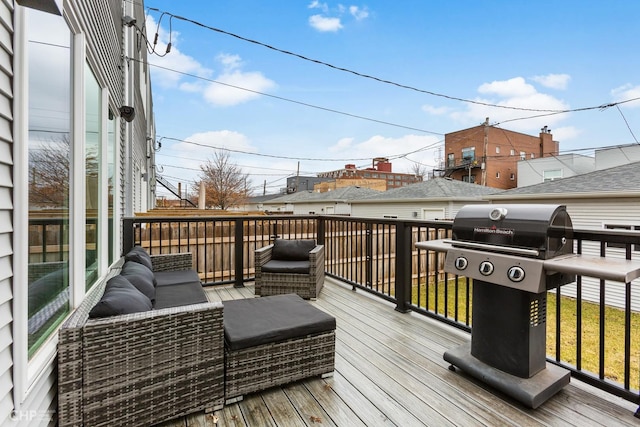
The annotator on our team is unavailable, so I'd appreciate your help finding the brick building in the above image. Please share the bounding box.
[435,119,559,189]
[317,157,423,190]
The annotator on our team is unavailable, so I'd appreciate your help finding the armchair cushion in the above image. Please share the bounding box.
[154,269,202,287]
[262,259,310,274]
[154,281,208,309]
[120,261,156,303]
[124,246,154,271]
[271,239,316,261]
[89,275,152,318]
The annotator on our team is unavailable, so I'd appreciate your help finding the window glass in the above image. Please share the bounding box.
[27,9,72,357]
[85,63,101,288]
[461,147,475,162]
[543,169,562,182]
[107,110,116,264]
[447,153,455,167]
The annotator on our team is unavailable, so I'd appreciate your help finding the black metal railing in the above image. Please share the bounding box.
[122,214,640,411]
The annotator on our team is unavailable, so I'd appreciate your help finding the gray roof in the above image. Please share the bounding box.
[354,177,500,202]
[494,160,640,196]
[247,194,283,203]
[268,186,382,203]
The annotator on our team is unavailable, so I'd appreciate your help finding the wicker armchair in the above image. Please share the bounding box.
[255,239,325,299]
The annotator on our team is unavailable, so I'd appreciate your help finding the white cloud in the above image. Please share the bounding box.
[349,6,369,20]
[611,84,640,108]
[308,3,369,32]
[549,126,581,141]
[531,73,571,90]
[308,1,329,12]
[451,77,571,134]
[478,77,537,98]
[309,14,343,32]
[145,15,212,88]
[327,134,442,171]
[203,68,276,106]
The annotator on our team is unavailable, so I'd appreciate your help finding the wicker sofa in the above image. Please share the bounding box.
[57,251,224,427]
[255,239,325,299]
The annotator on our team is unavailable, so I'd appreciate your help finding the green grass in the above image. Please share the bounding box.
[412,279,640,391]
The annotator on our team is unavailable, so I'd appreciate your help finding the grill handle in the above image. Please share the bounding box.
[447,240,540,257]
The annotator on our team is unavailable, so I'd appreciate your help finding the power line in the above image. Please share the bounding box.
[145,7,640,114]
[131,58,443,136]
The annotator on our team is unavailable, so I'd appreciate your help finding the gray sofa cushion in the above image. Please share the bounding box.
[120,261,156,304]
[223,294,336,351]
[154,269,201,287]
[271,239,316,261]
[124,246,153,271]
[154,281,208,309]
[261,259,310,274]
[89,275,152,318]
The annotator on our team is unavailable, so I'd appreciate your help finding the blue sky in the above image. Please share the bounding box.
[143,0,640,197]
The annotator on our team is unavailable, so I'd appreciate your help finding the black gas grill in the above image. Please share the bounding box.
[417,204,575,409]
[417,203,640,409]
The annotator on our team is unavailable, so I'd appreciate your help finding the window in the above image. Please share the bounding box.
[605,225,640,251]
[85,63,101,289]
[107,110,116,264]
[530,153,535,159]
[496,172,501,179]
[543,169,563,182]
[495,146,501,154]
[462,175,476,183]
[520,151,526,160]
[510,149,515,156]
[510,173,516,180]
[447,153,455,167]
[461,147,475,162]
[27,8,72,357]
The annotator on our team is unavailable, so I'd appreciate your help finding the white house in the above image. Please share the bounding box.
[488,161,640,311]
[350,178,499,220]
[517,153,595,187]
[267,186,383,215]
[4,1,154,425]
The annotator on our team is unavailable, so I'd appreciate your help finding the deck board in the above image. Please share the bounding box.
[156,279,639,427]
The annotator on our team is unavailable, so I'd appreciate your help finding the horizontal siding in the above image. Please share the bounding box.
[488,196,640,311]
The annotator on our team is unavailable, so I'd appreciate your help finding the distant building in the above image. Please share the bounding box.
[317,157,422,189]
[434,119,560,189]
[314,178,387,192]
[285,176,333,193]
[517,153,595,187]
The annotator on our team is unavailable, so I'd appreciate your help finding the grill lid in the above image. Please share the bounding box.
[452,204,573,259]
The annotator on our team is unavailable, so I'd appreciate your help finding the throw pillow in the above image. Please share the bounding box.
[124,246,153,271]
[89,275,152,318]
[120,261,156,303]
[272,239,316,261]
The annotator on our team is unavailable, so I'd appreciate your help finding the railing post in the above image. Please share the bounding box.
[317,216,325,245]
[234,218,244,287]
[394,221,412,313]
[122,217,134,255]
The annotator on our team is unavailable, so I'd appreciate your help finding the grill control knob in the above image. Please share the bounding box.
[479,261,494,276]
[508,266,526,282]
[454,257,468,270]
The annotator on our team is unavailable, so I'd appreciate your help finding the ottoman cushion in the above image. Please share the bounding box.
[224,294,336,351]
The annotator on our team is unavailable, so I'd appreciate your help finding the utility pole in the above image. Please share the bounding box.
[295,161,300,193]
[482,117,489,186]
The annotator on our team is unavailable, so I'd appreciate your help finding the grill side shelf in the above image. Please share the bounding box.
[543,255,640,283]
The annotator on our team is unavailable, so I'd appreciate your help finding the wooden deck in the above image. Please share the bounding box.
[158,279,638,427]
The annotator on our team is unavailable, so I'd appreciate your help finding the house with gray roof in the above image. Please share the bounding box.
[265,186,383,215]
[351,178,500,220]
[488,160,640,311]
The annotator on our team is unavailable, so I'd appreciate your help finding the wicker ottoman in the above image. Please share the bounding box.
[223,294,336,403]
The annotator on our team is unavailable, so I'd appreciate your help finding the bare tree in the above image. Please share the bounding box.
[409,162,428,181]
[29,137,71,208]
[198,150,250,210]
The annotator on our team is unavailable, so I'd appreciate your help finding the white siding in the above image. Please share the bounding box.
[0,0,13,425]
[487,196,640,311]
[351,200,487,220]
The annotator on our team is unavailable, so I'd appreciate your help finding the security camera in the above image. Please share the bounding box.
[119,106,135,122]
